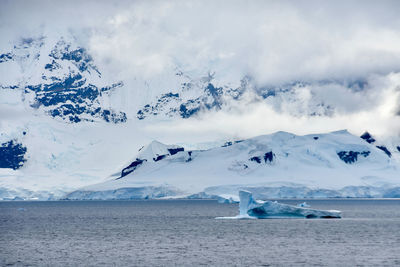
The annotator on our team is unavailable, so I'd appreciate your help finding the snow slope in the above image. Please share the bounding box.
[66,130,400,200]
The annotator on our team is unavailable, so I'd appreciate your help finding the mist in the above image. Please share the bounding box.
[1,0,400,139]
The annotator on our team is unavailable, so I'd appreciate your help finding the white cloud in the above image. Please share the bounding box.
[143,72,400,143]
[2,0,400,139]
[3,0,400,83]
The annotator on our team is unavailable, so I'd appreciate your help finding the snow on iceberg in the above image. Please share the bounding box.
[218,191,341,219]
[240,191,341,219]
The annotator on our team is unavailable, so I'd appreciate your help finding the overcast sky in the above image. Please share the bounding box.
[1,0,400,140]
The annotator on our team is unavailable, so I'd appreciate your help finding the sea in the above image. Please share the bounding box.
[1,199,400,266]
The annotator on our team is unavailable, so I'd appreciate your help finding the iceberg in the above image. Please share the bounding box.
[235,191,341,219]
[217,194,240,204]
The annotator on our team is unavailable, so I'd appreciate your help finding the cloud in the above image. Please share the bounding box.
[143,72,400,143]
[3,0,400,83]
[83,0,400,85]
[2,0,400,139]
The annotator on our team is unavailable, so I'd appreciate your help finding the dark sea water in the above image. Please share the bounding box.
[1,199,400,266]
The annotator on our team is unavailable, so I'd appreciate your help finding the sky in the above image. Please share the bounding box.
[1,0,400,140]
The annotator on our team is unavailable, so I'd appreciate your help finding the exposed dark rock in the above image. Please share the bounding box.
[136,92,181,120]
[101,109,127,123]
[337,150,370,164]
[137,110,145,120]
[250,156,262,163]
[0,53,13,63]
[179,102,201,118]
[264,152,274,163]
[136,80,225,120]
[360,151,371,157]
[222,141,233,147]
[44,60,61,71]
[360,132,376,144]
[250,152,274,164]
[376,146,391,157]
[24,72,126,123]
[119,159,146,178]
[337,151,358,164]
[204,83,223,109]
[186,151,193,162]
[163,92,179,98]
[168,147,184,155]
[153,155,167,162]
[49,40,100,75]
[222,140,244,148]
[0,140,27,170]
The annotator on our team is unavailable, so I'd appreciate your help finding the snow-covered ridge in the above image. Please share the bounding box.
[65,130,400,200]
[1,35,395,126]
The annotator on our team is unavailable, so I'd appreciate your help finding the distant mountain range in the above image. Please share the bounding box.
[1,35,371,124]
[0,35,399,200]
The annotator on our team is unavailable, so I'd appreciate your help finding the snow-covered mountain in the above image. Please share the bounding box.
[2,34,396,124]
[1,35,346,127]
[135,75,356,121]
[0,36,126,123]
[65,130,400,200]
[1,34,400,200]
[0,35,135,200]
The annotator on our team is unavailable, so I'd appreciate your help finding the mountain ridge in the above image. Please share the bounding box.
[64,130,400,200]
[1,35,400,200]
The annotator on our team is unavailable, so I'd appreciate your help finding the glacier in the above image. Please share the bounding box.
[219,190,341,219]
[63,186,183,200]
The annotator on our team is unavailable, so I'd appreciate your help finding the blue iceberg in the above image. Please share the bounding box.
[217,191,341,219]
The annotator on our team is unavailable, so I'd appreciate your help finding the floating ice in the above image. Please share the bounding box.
[217,194,239,204]
[218,191,341,219]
